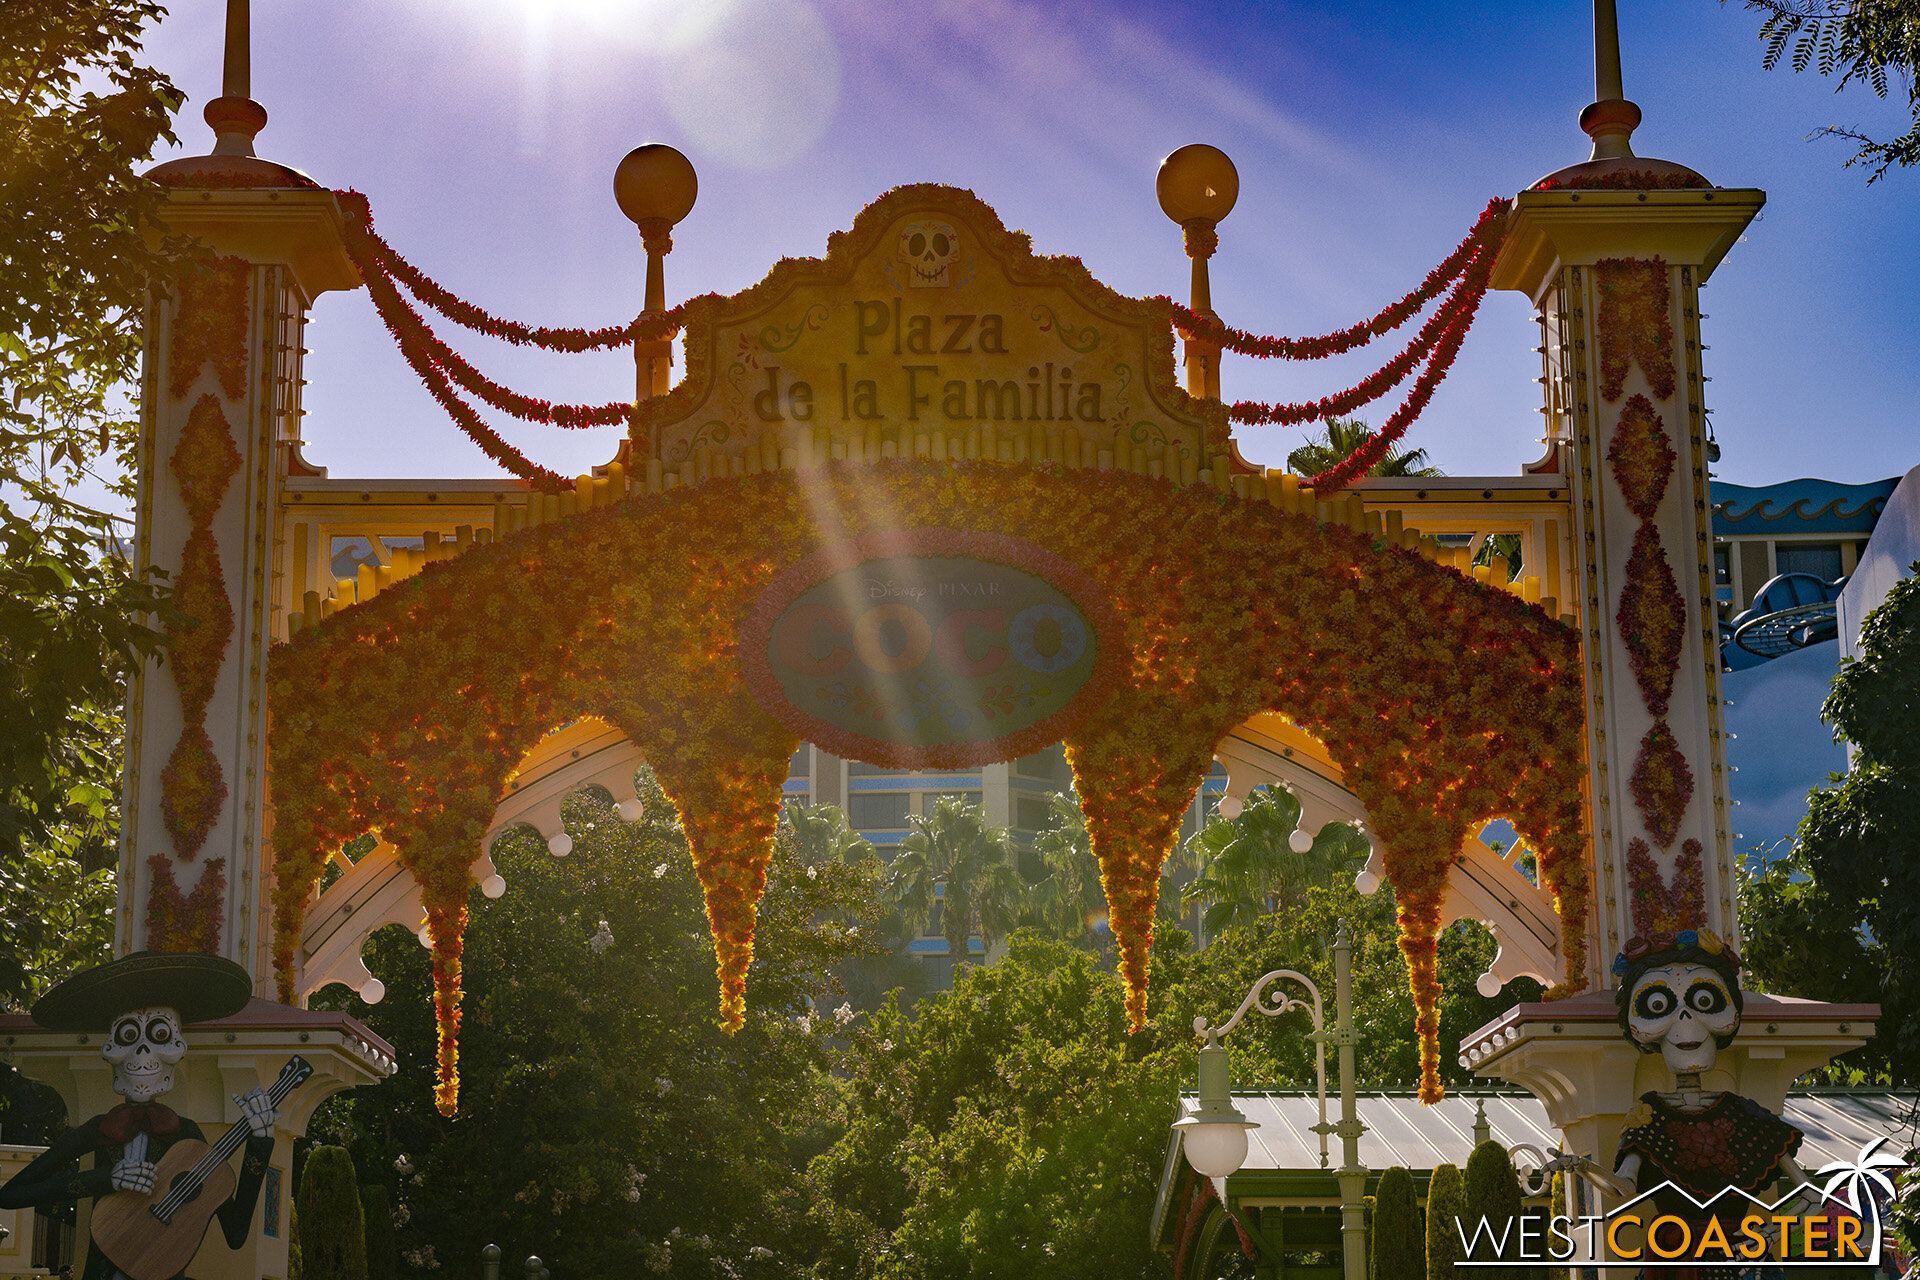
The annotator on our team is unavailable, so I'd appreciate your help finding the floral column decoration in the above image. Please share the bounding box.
[146,257,250,952]
[1598,256,1706,929]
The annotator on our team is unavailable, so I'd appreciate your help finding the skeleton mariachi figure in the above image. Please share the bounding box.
[1588,930,1811,1279]
[0,953,278,1280]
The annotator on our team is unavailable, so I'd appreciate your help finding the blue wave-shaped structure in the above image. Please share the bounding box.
[1712,477,1900,535]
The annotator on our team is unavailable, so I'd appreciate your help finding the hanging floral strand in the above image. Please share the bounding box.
[1222,251,1489,428]
[1303,236,1501,494]
[357,263,631,428]
[1166,198,1510,360]
[338,191,679,350]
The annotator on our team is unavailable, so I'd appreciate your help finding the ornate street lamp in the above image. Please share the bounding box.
[1174,921,1369,1280]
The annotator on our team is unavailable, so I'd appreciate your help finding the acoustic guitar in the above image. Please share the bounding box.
[91,1055,312,1280]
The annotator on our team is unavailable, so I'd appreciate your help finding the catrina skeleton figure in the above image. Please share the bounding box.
[1585,930,1810,1279]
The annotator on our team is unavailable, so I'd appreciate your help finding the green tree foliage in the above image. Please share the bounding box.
[1370,1166,1424,1280]
[1286,417,1441,479]
[802,935,1184,1280]
[309,773,883,1280]
[298,1146,369,1280]
[1169,880,1535,1091]
[1425,1161,1467,1279]
[1736,0,1920,180]
[784,801,876,868]
[1027,792,1108,954]
[802,878,1536,1278]
[360,1185,397,1280]
[289,1202,303,1280]
[885,798,1026,972]
[1180,788,1369,939]
[0,0,180,1007]
[1025,791,1193,963]
[1741,565,1920,1084]
[781,801,932,1014]
[1463,1141,1523,1280]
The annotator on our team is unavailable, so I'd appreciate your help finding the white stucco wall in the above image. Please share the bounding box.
[1839,462,1920,660]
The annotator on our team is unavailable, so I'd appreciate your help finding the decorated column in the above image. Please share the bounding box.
[118,106,357,979]
[0,20,392,1280]
[1494,168,1757,976]
[1464,6,1877,1251]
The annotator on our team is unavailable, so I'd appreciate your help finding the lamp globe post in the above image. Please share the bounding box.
[1175,920,1368,1280]
[613,143,698,400]
[1156,143,1237,401]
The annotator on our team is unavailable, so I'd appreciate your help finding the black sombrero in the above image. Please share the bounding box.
[31,951,253,1032]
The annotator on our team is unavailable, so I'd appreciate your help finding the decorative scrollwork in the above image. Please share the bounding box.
[1194,967,1331,1167]
[759,304,830,353]
[1194,967,1323,1042]
[665,420,732,466]
[1029,304,1100,353]
[1128,418,1171,451]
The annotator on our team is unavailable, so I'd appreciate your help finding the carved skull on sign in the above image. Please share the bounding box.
[1625,962,1741,1074]
[102,1005,187,1102]
[900,221,958,287]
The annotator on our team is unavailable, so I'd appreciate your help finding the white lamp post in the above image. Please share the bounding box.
[1175,920,1368,1280]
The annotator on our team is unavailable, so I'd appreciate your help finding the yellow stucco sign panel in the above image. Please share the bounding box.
[634,185,1229,485]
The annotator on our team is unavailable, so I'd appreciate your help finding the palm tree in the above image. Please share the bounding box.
[886,797,1026,974]
[781,800,875,867]
[1030,791,1104,951]
[1475,532,1525,583]
[1286,416,1441,479]
[1180,787,1370,940]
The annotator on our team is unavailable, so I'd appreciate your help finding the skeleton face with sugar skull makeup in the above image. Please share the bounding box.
[101,1006,187,1102]
[899,221,958,287]
[1626,962,1741,1074]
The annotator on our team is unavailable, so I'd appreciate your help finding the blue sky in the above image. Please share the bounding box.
[143,1,1917,484]
[140,0,1916,852]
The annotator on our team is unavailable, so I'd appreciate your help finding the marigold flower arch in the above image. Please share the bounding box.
[268,462,1589,1112]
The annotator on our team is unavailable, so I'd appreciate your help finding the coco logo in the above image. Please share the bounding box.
[740,531,1120,769]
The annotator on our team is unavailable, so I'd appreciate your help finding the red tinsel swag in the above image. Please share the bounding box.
[1168,197,1509,360]
[1531,171,1713,192]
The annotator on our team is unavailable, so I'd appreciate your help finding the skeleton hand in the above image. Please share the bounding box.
[111,1157,157,1194]
[1580,1153,1640,1201]
[234,1088,277,1139]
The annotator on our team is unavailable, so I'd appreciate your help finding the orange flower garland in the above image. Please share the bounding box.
[1607,395,1676,520]
[1627,837,1706,935]
[144,855,227,952]
[1599,261,1696,858]
[269,462,1588,1109]
[1629,721,1695,850]
[149,259,250,952]
[168,258,251,401]
[1617,524,1686,720]
[1594,256,1676,403]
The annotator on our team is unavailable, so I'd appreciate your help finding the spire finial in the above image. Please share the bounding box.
[1581,0,1639,162]
[206,0,266,157]
[1594,0,1624,102]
